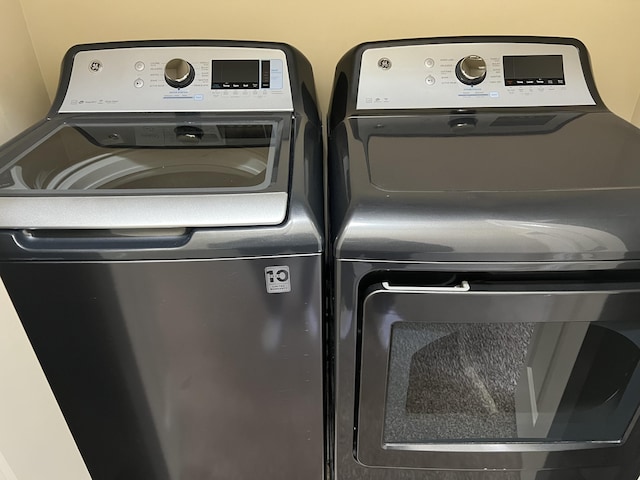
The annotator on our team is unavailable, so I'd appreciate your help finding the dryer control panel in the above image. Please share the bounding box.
[59,46,294,113]
[356,41,596,109]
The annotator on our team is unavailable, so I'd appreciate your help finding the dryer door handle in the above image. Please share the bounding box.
[381,280,470,293]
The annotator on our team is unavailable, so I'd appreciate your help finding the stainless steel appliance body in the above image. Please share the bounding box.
[0,40,324,480]
[327,36,640,480]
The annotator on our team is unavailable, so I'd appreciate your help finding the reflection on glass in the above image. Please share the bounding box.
[0,124,275,191]
[384,322,640,444]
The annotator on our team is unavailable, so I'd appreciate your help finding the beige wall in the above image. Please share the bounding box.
[0,0,49,144]
[18,0,640,124]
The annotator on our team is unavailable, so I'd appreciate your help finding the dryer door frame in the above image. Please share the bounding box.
[355,274,640,471]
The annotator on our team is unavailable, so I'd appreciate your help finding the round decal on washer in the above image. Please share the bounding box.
[88,60,103,73]
[378,57,392,70]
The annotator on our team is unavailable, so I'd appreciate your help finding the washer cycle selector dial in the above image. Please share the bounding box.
[455,55,487,85]
[164,58,195,88]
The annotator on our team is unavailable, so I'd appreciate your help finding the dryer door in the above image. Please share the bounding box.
[356,275,640,473]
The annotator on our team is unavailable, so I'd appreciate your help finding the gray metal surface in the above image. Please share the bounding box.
[0,254,324,480]
[330,112,640,263]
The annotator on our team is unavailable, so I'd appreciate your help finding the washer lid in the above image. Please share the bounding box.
[360,111,640,193]
[0,117,291,228]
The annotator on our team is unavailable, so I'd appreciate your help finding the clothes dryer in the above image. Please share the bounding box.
[328,36,640,480]
[0,40,324,480]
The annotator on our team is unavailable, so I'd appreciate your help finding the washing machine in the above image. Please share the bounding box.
[0,40,324,480]
[327,36,640,480]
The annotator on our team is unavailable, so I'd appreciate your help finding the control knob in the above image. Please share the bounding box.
[455,55,487,86]
[164,58,195,89]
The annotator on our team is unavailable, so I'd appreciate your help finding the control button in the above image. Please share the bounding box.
[134,61,145,71]
[134,78,144,88]
[425,75,436,86]
[164,58,195,89]
[455,55,487,85]
[424,58,435,68]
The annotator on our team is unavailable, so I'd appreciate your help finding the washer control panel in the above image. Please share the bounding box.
[356,42,596,109]
[60,46,293,113]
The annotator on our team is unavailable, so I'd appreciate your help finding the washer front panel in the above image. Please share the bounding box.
[356,42,595,109]
[60,47,293,113]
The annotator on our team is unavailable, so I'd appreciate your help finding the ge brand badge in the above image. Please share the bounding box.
[88,60,103,73]
[264,266,291,294]
[378,57,392,70]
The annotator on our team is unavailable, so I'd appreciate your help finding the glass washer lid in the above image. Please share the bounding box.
[0,119,289,228]
[0,121,280,193]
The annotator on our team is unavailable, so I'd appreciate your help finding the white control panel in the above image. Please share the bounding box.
[356,42,596,109]
[59,46,293,113]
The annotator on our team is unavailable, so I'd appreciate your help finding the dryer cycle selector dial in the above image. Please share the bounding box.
[164,58,195,89]
[455,55,487,85]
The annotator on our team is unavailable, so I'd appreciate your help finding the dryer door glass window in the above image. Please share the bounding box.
[0,121,281,192]
[384,321,640,444]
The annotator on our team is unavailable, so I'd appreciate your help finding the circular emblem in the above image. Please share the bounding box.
[89,60,103,73]
[377,57,392,70]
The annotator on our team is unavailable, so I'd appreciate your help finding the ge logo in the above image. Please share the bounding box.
[89,60,102,73]
[378,57,392,70]
[264,266,291,294]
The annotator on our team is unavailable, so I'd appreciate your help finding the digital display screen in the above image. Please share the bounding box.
[211,60,260,89]
[503,55,565,86]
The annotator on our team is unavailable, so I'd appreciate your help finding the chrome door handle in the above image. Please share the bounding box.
[381,280,471,293]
